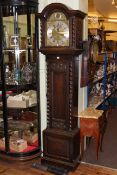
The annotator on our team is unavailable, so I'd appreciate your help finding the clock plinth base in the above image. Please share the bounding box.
[42,128,80,170]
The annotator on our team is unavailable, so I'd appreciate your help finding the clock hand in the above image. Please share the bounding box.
[57,31,69,34]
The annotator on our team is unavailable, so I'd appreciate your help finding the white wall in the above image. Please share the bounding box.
[40,0,78,10]
[78,15,88,114]
[39,0,88,13]
[79,0,88,14]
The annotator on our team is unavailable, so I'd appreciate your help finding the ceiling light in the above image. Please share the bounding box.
[112,0,116,5]
[108,18,117,22]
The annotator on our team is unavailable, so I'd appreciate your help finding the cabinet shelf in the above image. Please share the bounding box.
[91,70,117,84]
[3,48,35,53]
[89,90,117,109]
[7,104,37,109]
[92,77,103,84]
[88,51,117,109]
[3,49,26,52]
[6,83,36,88]
[0,139,39,153]
[107,70,117,76]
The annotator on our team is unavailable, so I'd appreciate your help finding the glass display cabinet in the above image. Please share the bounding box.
[0,0,41,160]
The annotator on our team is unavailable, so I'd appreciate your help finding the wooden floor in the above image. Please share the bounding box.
[0,158,117,175]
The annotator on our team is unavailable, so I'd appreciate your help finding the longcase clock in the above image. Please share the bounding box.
[36,3,86,169]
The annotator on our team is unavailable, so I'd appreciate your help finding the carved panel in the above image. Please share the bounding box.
[76,18,83,49]
[46,56,75,130]
[43,128,80,161]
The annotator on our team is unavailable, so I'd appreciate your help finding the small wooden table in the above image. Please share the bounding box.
[79,107,104,160]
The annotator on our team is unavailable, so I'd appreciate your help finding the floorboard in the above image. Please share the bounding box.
[0,158,117,175]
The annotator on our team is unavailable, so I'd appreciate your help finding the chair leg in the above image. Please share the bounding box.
[95,133,100,160]
[100,133,103,152]
[80,134,84,159]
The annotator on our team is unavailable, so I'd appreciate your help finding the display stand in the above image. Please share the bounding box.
[0,0,41,160]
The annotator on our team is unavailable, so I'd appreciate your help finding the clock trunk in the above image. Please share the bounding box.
[42,55,80,168]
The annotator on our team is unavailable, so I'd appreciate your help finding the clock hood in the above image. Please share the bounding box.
[39,3,86,20]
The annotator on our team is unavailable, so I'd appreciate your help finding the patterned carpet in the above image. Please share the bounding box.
[82,107,117,170]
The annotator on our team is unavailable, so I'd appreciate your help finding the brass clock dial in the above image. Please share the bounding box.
[46,12,69,47]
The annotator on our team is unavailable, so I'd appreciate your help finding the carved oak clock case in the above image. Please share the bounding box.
[36,3,86,169]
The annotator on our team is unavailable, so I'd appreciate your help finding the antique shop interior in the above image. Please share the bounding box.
[0,0,117,174]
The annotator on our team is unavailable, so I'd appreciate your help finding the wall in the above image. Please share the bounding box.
[88,20,117,41]
[39,0,88,11]
[3,15,35,37]
[39,0,88,147]
[103,22,117,41]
